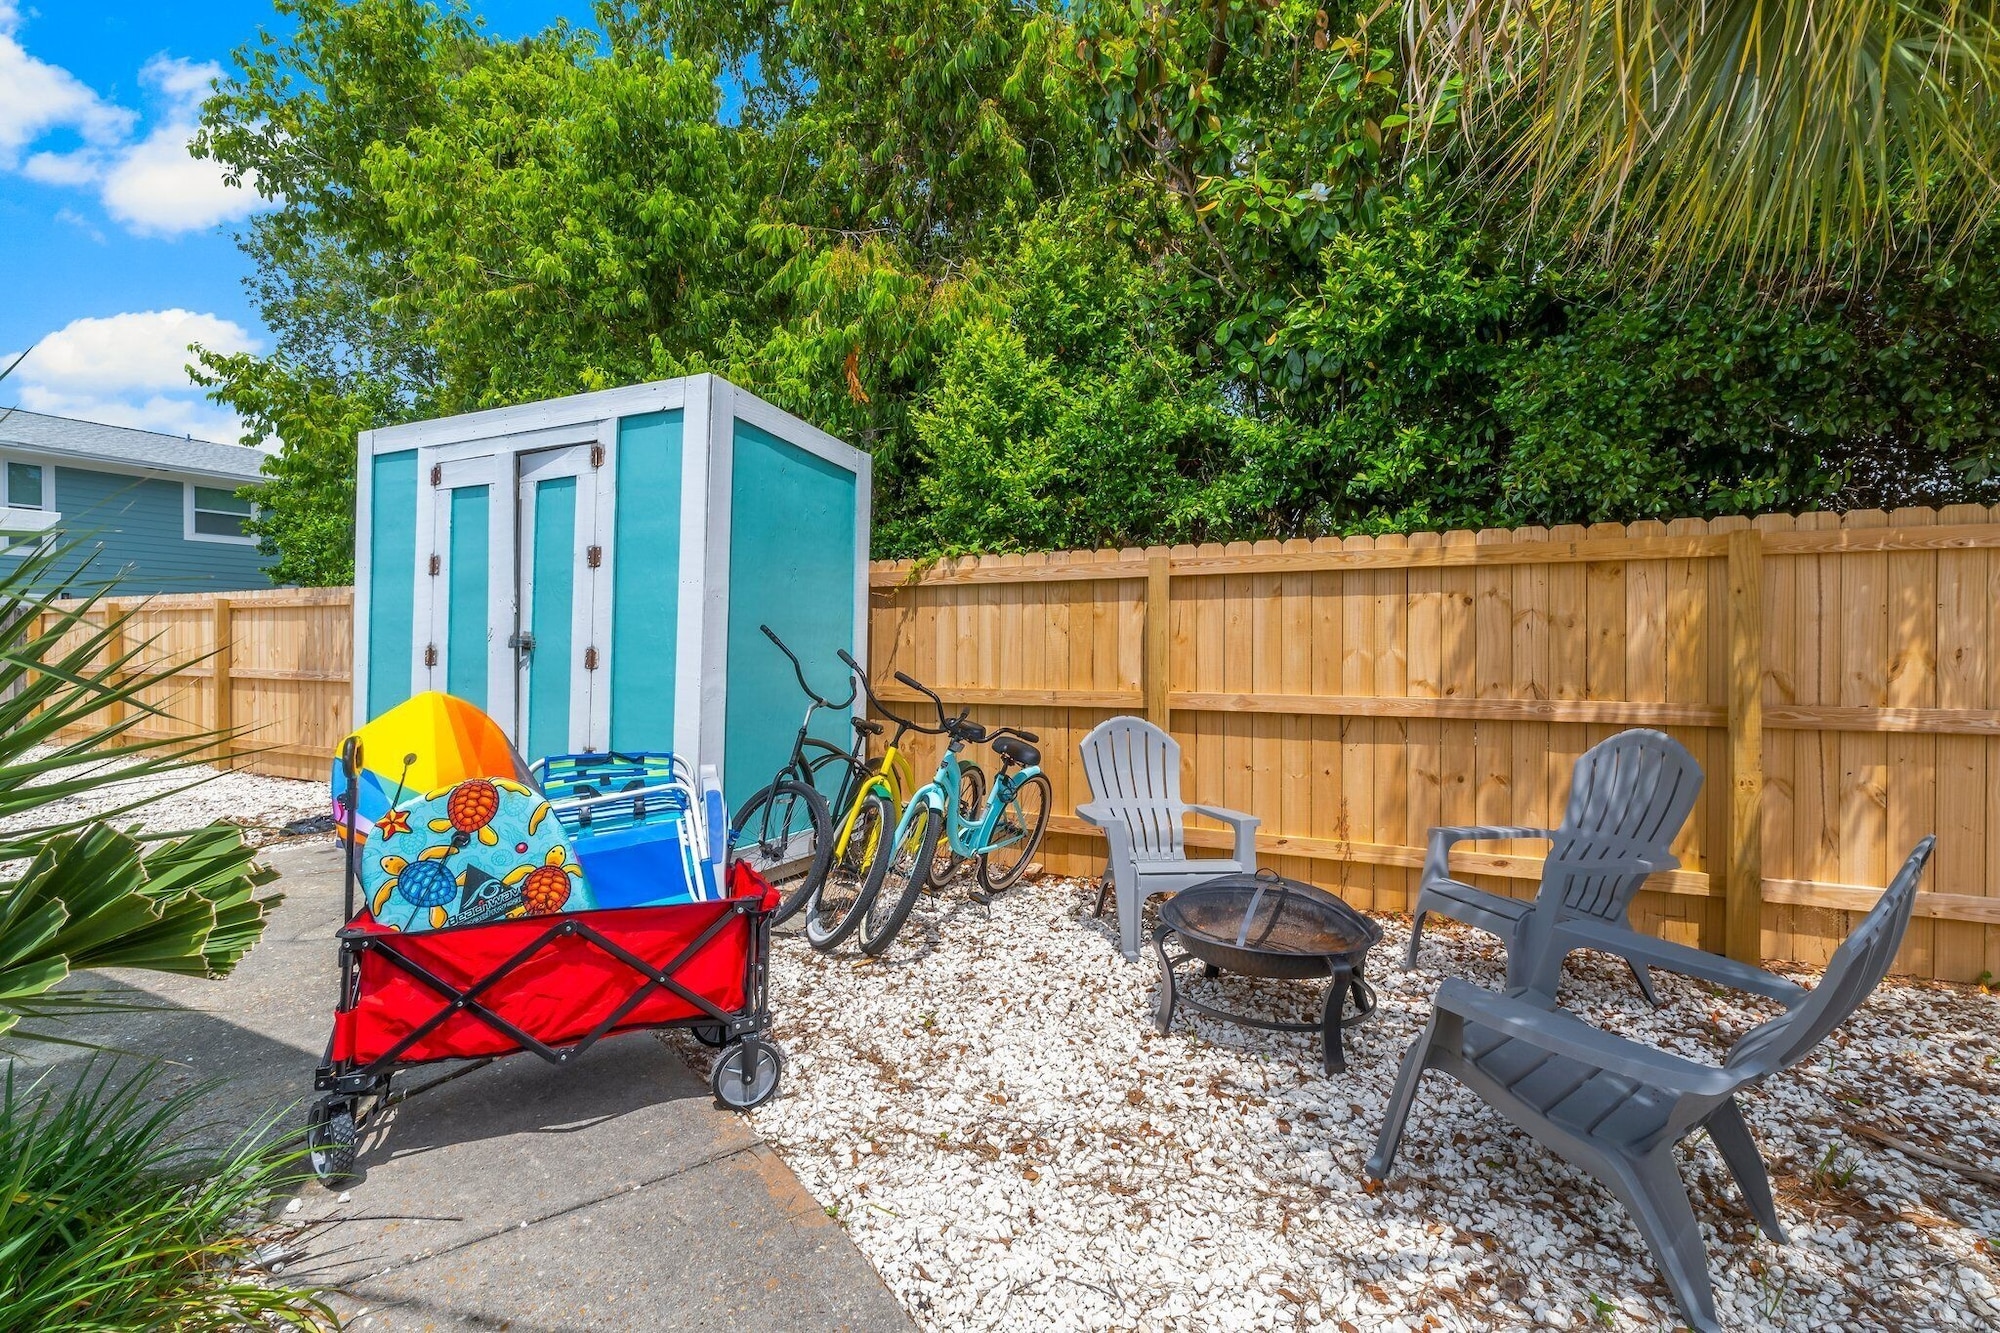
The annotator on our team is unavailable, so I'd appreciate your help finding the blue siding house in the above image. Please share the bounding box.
[0,410,274,593]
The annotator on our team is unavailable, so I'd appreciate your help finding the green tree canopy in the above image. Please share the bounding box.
[196,0,2000,580]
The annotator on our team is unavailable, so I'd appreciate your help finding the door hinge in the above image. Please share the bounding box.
[590,444,605,468]
[586,545,602,569]
[429,464,442,487]
[424,644,438,668]
[428,553,440,576]
[584,646,599,671]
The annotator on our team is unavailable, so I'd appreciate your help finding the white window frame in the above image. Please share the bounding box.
[184,481,260,546]
[0,454,58,552]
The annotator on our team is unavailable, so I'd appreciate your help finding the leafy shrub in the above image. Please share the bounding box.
[0,1064,331,1331]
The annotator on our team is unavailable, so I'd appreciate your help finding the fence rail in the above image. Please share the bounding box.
[868,505,2000,984]
[30,502,2000,981]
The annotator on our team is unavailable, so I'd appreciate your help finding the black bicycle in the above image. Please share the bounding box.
[731,625,843,926]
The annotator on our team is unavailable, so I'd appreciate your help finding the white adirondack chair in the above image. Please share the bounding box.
[1077,716,1260,962]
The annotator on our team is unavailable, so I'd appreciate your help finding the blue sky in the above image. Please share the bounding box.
[0,0,593,442]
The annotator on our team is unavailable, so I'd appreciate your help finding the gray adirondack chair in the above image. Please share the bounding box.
[1077,716,1260,963]
[1407,728,1703,1004]
[1368,835,1934,1333]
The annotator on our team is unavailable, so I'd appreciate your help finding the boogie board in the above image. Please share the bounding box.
[359,776,597,932]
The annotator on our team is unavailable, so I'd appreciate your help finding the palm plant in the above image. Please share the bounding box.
[0,538,279,1044]
[1406,0,2000,281]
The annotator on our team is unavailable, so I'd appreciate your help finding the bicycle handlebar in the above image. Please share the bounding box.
[880,668,1039,746]
[761,624,857,710]
[837,648,935,735]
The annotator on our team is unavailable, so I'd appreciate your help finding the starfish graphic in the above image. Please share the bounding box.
[375,807,413,840]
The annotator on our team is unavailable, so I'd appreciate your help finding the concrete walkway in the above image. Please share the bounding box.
[25,839,913,1333]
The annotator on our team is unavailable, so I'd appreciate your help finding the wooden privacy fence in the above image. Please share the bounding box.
[39,587,354,783]
[28,504,2000,981]
[868,506,2000,984]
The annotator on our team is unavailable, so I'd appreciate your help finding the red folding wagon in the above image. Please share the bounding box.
[307,742,784,1185]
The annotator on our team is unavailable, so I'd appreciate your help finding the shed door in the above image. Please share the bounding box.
[420,456,507,710]
[515,445,604,758]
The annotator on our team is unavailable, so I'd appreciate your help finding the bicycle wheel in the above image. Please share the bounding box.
[805,788,893,951]
[935,763,986,883]
[976,772,1050,896]
[731,779,832,925]
[859,800,942,956]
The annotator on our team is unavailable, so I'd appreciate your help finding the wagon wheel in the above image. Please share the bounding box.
[691,1023,730,1048]
[306,1096,359,1187]
[710,1037,784,1110]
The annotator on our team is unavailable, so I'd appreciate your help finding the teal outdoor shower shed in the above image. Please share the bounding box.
[353,375,871,810]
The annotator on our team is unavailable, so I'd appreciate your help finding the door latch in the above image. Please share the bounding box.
[508,631,536,659]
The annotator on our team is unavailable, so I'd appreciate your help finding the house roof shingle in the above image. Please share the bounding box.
[0,409,272,484]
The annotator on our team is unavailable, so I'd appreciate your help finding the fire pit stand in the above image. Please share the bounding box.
[1151,871,1383,1075]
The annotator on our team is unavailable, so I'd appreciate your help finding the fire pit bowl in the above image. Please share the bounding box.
[1153,871,1383,1074]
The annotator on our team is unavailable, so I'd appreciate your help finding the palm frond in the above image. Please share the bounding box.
[1409,0,2000,283]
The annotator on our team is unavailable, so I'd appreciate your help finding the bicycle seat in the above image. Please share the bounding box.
[851,717,883,737]
[991,735,1040,769]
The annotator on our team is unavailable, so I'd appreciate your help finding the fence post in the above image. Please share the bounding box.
[103,607,126,731]
[1725,529,1764,964]
[1144,551,1171,728]
[212,596,234,770]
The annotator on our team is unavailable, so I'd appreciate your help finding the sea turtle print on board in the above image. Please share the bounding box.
[360,776,592,932]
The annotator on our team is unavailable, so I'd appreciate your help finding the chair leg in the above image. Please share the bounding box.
[1706,1099,1787,1244]
[1364,1022,1435,1179]
[1606,1149,1723,1333]
[1627,956,1663,1008]
[1117,878,1144,964]
[1092,872,1113,919]
[1403,910,1428,970]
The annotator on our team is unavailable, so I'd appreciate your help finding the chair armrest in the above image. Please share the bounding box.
[1432,979,1740,1098]
[1424,825,1557,883]
[1187,804,1260,865]
[1075,802,1137,882]
[1555,917,1808,1005]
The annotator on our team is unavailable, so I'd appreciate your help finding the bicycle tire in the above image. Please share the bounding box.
[976,772,1051,895]
[936,763,986,883]
[731,780,832,925]
[859,800,942,956]
[805,788,893,951]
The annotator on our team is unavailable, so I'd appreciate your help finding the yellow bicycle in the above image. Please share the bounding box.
[796,648,924,950]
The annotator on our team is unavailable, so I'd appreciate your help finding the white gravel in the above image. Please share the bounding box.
[706,874,2000,1333]
[50,760,1996,1330]
[3,748,328,847]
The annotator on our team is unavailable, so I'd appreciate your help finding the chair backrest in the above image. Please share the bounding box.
[1724,836,1933,1081]
[1079,716,1187,861]
[1544,729,1704,919]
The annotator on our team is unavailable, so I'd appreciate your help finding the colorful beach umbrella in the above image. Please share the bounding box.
[330,692,533,844]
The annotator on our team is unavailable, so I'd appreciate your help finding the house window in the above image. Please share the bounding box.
[185,484,259,545]
[6,463,43,509]
[0,460,55,555]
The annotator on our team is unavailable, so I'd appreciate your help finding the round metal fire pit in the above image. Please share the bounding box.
[1153,871,1383,1075]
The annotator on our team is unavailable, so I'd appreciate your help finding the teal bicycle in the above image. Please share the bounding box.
[856,670,1051,955]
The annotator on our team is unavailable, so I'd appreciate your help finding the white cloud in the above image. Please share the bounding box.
[7,309,263,445]
[1,14,267,236]
[0,3,134,168]
[98,57,263,236]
